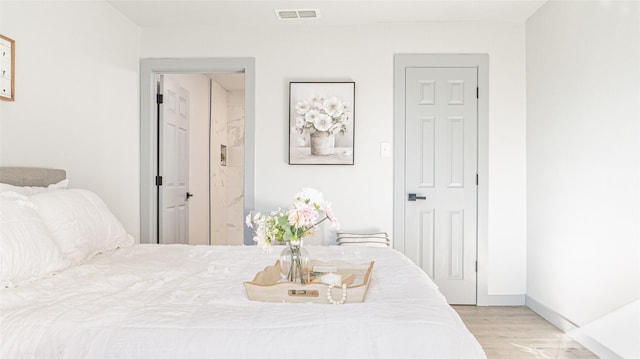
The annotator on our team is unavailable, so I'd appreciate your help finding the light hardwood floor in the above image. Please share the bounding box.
[453,306,598,359]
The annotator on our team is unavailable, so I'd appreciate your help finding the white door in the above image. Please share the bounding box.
[404,67,478,304]
[159,75,190,245]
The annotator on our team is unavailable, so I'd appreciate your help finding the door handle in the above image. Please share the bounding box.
[186,192,194,200]
[408,193,426,201]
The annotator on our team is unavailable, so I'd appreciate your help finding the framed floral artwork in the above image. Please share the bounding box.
[0,34,15,101]
[289,82,355,165]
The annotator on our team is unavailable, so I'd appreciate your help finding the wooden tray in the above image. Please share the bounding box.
[244,260,374,304]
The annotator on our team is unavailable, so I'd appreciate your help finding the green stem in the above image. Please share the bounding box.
[287,243,306,284]
[296,248,306,284]
[288,251,295,282]
[299,216,329,238]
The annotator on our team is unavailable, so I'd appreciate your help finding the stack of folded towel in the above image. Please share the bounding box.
[336,232,390,248]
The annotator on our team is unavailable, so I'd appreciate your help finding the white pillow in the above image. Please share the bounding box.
[0,179,69,195]
[30,189,133,265]
[0,192,70,288]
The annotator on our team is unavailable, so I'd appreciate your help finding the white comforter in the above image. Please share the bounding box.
[1,245,486,359]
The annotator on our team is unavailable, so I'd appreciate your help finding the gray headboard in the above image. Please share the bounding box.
[0,167,67,187]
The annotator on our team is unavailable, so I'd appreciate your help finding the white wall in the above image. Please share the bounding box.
[526,1,639,357]
[164,74,210,245]
[0,1,141,239]
[141,22,528,297]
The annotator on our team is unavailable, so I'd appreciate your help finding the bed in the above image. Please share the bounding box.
[0,167,486,359]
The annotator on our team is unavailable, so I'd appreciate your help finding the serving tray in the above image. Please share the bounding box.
[244,260,374,304]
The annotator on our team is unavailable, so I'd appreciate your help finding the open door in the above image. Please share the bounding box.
[158,74,190,244]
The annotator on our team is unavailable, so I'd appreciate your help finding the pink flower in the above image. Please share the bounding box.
[287,208,304,227]
[325,203,340,230]
[288,204,318,228]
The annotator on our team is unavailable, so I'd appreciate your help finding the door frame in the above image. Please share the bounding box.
[140,58,256,245]
[393,54,489,305]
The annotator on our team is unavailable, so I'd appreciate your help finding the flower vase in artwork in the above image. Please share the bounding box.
[280,242,309,284]
[310,131,335,156]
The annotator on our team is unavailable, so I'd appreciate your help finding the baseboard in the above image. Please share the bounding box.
[485,294,526,306]
[569,329,623,359]
[525,295,623,359]
[525,295,577,332]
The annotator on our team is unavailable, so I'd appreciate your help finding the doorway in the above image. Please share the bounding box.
[156,72,245,246]
[393,54,489,305]
[140,58,255,246]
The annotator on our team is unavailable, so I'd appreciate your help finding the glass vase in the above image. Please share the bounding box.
[279,242,310,284]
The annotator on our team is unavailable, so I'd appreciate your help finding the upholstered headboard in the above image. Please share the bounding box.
[0,167,66,187]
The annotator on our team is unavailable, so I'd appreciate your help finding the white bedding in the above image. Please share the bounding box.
[1,244,486,359]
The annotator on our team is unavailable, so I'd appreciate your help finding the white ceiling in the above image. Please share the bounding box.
[107,0,547,28]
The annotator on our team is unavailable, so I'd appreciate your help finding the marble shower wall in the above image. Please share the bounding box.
[226,90,245,245]
[210,80,228,244]
[210,79,245,245]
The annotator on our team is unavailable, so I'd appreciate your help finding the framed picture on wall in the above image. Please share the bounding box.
[289,82,355,165]
[0,34,15,102]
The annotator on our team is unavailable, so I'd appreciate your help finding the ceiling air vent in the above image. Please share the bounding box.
[275,9,320,20]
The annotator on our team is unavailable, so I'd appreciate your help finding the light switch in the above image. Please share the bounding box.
[380,142,392,158]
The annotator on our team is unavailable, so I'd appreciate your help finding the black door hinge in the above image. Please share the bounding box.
[475,261,478,273]
[476,173,479,186]
[156,94,163,104]
[155,176,163,186]
[476,87,479,99]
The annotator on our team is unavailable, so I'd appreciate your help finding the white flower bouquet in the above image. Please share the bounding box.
[246,188,339,284]
[246,188,339,252]
[294,95,352,135]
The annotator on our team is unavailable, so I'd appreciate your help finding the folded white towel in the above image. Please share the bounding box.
[337,236,390,243]
[337,231,388,238]
[336,232,390,247]
[337,242,389,248]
